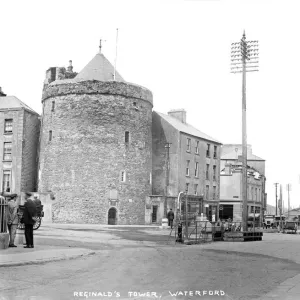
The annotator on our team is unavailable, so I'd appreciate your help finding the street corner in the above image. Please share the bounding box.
[0,246,96,267]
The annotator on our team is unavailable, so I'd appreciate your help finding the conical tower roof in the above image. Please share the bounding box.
[75,53,124,82]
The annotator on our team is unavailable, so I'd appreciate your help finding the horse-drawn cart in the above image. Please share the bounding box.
[17,205,44,230]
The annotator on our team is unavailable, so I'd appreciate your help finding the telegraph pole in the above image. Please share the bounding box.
[231,31,259,231]
[164,142,171,218]
[287,184,291,218]
[274,183,279,215]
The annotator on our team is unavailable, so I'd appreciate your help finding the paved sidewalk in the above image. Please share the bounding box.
[0,245,95,267]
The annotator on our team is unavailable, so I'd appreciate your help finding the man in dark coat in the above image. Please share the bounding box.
[167,208,175,229]
[23,193,37,248]
[7,194,19,247]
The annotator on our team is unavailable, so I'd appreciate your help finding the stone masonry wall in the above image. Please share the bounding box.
[39,81,153,224]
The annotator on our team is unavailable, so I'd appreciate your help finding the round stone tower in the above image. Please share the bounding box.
[38,51,153,224]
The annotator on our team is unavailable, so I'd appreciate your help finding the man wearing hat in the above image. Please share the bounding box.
[23,192,37,248]
[7,194,19,247]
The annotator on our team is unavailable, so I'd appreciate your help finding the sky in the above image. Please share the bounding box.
[0,0,299,209]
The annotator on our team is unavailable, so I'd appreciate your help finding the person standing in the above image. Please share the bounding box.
[23,193,37,248]
[7,194,19,247]
[167,208,175,229]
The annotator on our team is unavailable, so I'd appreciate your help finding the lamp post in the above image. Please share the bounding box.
[231,31,259,231]
[164,143,171,218]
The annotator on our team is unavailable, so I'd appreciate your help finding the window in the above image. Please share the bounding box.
[255,188,258,201]
[121,171,126,182]
[251,206,254,213]
[213,186,216,200]
[251,187,254,200]
[195,141,199,154]
[214,146,217,158]
[195,162,199,177]
[213,165,216,181]
[3,142,12,161]
[206,144,210,157]
[194,184,198,195]
[125,131,129,144]
[206,185,209,200]
[206,164,209,180]
[185,183,189,193]
[4,119,13,134]
[49,130,52,141]
[187,138,191,152]
[2,170,11,192]
[186,160,190,176]
[51,101,55,112]
[258,188,260,201]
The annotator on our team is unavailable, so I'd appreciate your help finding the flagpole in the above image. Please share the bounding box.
[114,28,119,81]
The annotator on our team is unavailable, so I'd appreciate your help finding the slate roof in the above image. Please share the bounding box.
[0,96,39,115]
[75,53,124,82]
[156,111,222,144]
[221,151,264,161]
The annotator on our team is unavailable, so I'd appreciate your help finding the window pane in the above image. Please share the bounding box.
[4,119,13,133]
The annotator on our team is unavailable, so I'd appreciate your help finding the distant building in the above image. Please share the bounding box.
[219,144,266,225]
[0,88,40,195]
[284,208,300,220]
[150,110,222,224]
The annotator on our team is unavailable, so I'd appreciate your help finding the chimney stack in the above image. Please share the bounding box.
[67,60,73,72]
[168,109,186,124]
[0,87,7,97]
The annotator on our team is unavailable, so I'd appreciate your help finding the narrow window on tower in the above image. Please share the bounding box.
[121,171,126,182]
[49,130,52,141]
[51,101,55,112]
[125,131,129,144]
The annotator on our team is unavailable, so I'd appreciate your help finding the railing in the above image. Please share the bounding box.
[169,219,247,244]
[0,196,8,233]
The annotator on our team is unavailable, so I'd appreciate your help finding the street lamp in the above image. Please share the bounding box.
[231,31,259,231]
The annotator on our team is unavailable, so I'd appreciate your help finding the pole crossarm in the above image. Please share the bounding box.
[231,37,259,73]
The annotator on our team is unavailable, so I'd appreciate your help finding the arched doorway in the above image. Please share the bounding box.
[108,207,117,225]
